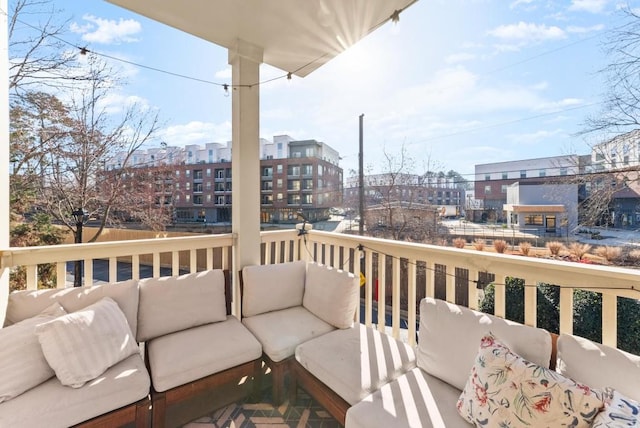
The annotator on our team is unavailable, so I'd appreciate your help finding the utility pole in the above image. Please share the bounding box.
[358,114,365,236]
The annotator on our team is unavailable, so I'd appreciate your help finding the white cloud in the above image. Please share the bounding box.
[507,129,565,144]
[488,22,566,42]
[157,121,232,146]
[534,97,584,112]
[566,24,605,33]
[70,14,142,44]
[97,93,149,115]
[568,0,610,13]
[445,52,477,64]
[214,68,231,80]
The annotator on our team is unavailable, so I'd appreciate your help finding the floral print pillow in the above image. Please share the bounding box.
[457,333,604,427]
[592,389,640,427]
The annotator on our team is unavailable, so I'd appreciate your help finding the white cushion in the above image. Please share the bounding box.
[592,389,640,427]
[0,354,149,428]
[457,333,603,428]
[0,303,66,403]
[35,297,139,388]
[302,262,359,329]
[242,261,306,317]
[295,324,416,405]
[417,298,552,390]
[557,333,640,402]
[242,306,334,362]
[345,367,466,428]
[147,316,262,392]
[137,270,227,342]
[4,279,139,336]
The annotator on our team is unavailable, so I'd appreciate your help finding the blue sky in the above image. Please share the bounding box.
[11,0,639,179]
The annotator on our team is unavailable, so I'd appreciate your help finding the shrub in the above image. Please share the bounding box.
[453,238,466,249]
[473,239,485,251]
[628,249,640,260]
[568,242,592,260]
[546,241,565,256]
[493,239,508,253]
[519,242,532,256]
[595,246,622,262]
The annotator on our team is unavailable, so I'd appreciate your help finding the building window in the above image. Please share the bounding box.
[215,169,224,179]
[277,193,283,202]
[277,178,283,188]
[186,170,191,177]
[539,169,546,177]
[262,167,273,177]
[206,195,211,202]
[186,182,190,190]
[520,170,526,178]
[484,185,491,194]
[186,195,191,202]
[318,165,323,176]
[524,214,544,226]
[287,165,300,176]
[206,168,211,177]
[288,194,301,205]
[276,164,283,174]
[175,170,180,177]
[502,172,507,180]
[560,167,568,176]
[288,180,300,191]
[216,196,224,205]
[484,174,490,181]
[302,194,313,204]
[501,184,507,193]
[302,164,313,175]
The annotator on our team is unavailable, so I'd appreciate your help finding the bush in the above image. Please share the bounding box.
[546,241,565,256]
[568,243,592,260]
[453,238,466,249]
[519,242,532,256]
[473,239,485,251]
[628,249,640,260]
[493,239,508,253]
[595,246,622,262]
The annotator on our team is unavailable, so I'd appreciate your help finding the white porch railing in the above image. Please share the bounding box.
[1,229,639,355]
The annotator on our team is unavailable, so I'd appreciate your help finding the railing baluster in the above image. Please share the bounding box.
[109,257,117,283]
[468,268,479,310]
[523,278,536,327]
[426,261,435,298]
[264,241,272,265]
[559,287,574,336]
[445,263,455,303]
[364,250,373,327]
[408,259,417,347]
[153,253,160,278]
[132,254,140,280]
[206,248,214,270]
[602,294,617,348]
[84,259,93,287]
[377,253,386,333]
[26,264,37,290]
[494,274,506,319]
[190,249,197,273]
[392,256,400,340]
[56,262,66,288]
[172,251,180,275]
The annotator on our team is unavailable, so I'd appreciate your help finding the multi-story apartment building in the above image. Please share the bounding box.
[113,136,343,224]
[344,173,465,215]
[474,155,584,223]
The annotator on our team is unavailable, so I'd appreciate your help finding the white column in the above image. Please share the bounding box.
[0,0,10,321]
[229,40,263,316]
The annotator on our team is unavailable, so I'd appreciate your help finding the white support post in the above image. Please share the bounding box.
[0,0,10,322]
[229,40,263,318]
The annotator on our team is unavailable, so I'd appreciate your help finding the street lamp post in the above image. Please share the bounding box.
[72,208,86,287]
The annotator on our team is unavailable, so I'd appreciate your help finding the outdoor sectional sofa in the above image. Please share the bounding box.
[0,269,262,428]
[292,297,640,427]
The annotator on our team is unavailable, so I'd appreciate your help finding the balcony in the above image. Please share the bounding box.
[2,229,637,350]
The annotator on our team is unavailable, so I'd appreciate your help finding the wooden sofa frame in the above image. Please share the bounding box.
[289,327,559,426]
[147,270,262,428]
[73,398,150,428]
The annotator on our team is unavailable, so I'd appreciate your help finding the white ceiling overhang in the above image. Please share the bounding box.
[105,0,418,77]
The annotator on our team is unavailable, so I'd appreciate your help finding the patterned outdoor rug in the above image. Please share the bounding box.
[183,388,341,428]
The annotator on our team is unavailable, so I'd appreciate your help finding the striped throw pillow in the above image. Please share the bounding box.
[0,302,67,402]
[35,297,139,388]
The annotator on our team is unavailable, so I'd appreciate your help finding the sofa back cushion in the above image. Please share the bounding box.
[4,279,139,337]
[242,261,306,317]
[137,270,227,342]
[417,298,552,390]
[557,333,640,402]
[302,262,359,329]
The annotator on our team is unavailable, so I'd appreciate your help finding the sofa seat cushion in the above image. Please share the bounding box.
[295,324,416,405]
[557,333,640,402]
[418,298,551,391]
[242,306,334,362]
[0,353,149,428]
[147,316,262,392]
[345,367,466,428]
